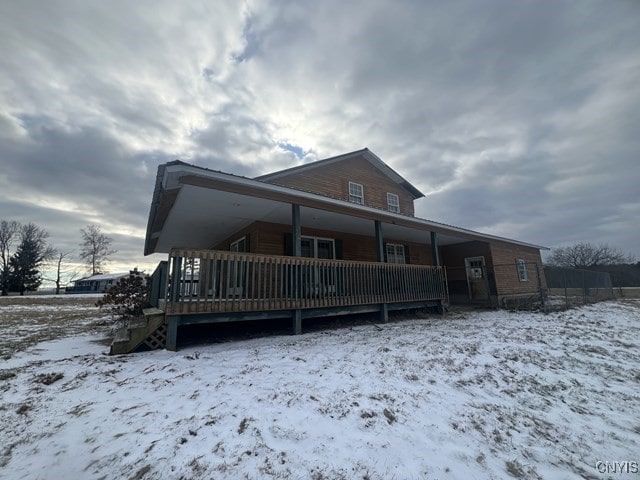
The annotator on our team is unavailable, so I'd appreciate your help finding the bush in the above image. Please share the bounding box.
[97,269,151,320]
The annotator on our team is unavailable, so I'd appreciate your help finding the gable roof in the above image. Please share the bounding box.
[255,148,425,199]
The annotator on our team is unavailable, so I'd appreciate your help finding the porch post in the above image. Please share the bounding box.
[292,204,302,334]
[430,231,444,314]
[375,220,384,262]
[375,220,389,324]
[292,204,301,256]
[430,231,440,266]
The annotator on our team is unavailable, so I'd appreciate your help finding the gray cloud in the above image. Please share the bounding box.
[1,0,638,280]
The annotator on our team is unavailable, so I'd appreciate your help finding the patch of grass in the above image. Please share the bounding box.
[238,417,250,434]
[0,370,16,381]
[383,408,396,424]
[34,372,64,385]
[505,459,526,478]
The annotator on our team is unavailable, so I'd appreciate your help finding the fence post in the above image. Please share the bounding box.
[563,268,568,308]
[535,263,545,309]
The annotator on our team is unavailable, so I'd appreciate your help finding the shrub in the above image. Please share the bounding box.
[97,269,151,320]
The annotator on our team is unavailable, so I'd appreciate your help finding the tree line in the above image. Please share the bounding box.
[545,242,639,287]
[0,220,115,295]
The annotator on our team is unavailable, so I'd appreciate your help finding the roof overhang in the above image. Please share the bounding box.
[145,162,547,255]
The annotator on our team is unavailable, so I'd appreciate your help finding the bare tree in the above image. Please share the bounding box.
[51,250,76,294]
[547,242,634,269]
[0,220,21,295]
[80,225,116,275]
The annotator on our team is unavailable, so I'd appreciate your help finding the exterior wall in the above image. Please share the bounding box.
[212,221,434,265]
[212,226,545,304]
[440,241,494,300]
[489,242,547,297]
[263,155,416,216]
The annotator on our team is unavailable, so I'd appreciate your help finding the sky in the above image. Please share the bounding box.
[1,0,639,282]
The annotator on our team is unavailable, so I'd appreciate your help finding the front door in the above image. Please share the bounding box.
[465,256,489,301]
[301,236,335,296]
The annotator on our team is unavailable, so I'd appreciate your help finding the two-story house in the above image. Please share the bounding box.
[141,148,546,351]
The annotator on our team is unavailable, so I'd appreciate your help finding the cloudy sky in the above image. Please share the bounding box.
[1,0,639,281]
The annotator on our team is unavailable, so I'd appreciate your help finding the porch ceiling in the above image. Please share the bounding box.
[151,183,468,254]
[145,161,546,256]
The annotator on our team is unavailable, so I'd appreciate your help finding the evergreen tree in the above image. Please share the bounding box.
[0,220,20,296]
[8,223,54,295]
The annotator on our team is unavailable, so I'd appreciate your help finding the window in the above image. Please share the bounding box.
[387,192,400,213]
[230,236,248,252]
[349,181,364,205]
[465,256,485,279]
[386,243,405,264]
[516,259,529,282]
[301,236,335,259]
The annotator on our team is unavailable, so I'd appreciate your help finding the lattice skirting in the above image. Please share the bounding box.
[144,324,167,350]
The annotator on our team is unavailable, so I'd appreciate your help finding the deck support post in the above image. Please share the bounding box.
[166,315,179,351]
[380,303,389,324]
[292,310,302,335]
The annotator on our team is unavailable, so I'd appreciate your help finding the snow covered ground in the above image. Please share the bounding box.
[1,299,639,479]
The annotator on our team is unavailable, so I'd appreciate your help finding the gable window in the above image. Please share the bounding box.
[348,181,364,205]
[386,243,405,264]
[516,259,529,282]
[387,192,400,213]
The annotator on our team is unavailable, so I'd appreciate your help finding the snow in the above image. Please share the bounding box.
[1,301,639,479]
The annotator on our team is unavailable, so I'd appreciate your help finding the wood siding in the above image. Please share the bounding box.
[213,221,434,265]
[489,242,547,295]
[262,155,416,216]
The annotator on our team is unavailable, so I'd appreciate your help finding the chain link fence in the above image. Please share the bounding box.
[544,266,614,308]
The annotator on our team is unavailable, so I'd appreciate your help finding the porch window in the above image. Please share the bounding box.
[386,243,405,264]
[516,259,529,282]
[230,236,248,252]
[301,236,335,259]
[349,181,364,205]
[387,192,400,213]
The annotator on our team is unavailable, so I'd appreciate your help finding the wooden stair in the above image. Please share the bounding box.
[110,308,167,355]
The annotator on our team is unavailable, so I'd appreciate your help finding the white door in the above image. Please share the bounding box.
[465,256,488,300]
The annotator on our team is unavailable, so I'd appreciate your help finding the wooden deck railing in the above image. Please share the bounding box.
[164,248,446,315]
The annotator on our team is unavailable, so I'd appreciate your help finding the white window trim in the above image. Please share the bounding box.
[517,259,529,282]
[348,181,364,205]
[386,243,405,264]
[387,192,400,213]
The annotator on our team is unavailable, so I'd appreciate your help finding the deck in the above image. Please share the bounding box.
[150,248,448,350]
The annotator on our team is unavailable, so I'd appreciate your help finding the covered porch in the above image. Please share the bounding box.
[143,162,539,350]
